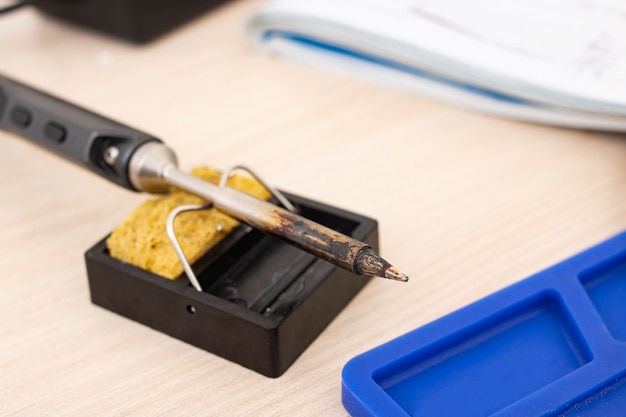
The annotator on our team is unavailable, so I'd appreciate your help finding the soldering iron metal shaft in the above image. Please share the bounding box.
[130,143,409,282]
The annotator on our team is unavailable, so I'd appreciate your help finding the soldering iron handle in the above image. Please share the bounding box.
[0,74,162,191]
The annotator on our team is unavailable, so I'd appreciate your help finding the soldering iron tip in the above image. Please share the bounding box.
[355,248,409,282]
[384,266,409,282]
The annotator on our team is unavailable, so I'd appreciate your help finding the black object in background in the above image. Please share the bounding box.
[0,0,42,15]
[36,0,235,43]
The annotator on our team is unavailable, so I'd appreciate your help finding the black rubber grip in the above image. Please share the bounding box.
[0,74,162,191]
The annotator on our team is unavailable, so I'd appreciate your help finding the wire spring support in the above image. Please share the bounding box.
[166,166,295,292]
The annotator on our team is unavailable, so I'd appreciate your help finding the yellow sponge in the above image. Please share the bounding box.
[106,167,271,279]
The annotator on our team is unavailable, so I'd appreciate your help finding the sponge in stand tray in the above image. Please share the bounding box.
[106,167,271,279]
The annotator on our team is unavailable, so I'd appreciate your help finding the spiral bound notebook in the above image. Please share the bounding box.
[248,0,626,131]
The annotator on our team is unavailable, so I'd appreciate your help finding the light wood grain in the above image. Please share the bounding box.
[1,1,626,415]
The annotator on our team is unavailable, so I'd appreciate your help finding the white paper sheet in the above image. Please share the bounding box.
[249,0,626,122]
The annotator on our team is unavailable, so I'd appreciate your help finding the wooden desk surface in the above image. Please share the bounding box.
[1,1,625,415]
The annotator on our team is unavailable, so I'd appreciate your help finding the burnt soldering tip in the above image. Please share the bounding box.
[384,266,410,282]
[355,247,409,282]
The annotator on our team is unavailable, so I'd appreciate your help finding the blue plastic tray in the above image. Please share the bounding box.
[343,232,626,417]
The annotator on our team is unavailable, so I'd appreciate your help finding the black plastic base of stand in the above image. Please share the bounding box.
[84,193,377,377]
[37,0,234,43]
